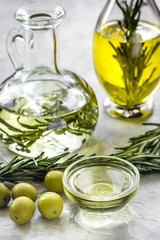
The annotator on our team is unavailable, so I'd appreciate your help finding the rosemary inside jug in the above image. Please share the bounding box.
[0,91,97,156]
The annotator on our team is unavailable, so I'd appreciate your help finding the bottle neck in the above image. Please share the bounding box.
[24,28,59,73]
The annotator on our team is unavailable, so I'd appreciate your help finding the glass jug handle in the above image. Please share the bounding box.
[6,29,24,71]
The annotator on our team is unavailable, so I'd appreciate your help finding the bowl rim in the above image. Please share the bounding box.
[63,155,140,202]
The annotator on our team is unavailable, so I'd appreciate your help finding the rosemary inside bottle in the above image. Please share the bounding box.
[93,0,160,112]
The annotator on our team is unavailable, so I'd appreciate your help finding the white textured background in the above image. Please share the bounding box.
[0,0,160,239]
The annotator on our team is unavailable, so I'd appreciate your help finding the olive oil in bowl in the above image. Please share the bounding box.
[63,156,140,214]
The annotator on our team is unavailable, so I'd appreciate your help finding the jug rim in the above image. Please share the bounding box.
[15,3,66,29]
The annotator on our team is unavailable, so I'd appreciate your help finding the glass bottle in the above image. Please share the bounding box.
[0,4,98,158]
[93,0,160,118]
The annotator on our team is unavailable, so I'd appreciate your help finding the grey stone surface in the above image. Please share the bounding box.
[0,0,160,239]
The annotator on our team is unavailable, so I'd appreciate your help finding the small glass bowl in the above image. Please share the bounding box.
[63,156,140,215]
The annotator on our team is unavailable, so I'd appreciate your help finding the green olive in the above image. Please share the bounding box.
[38,192,63,219]
[0,182,11,207]
[9,196,35,224]
[44,170,64,193]
[12,183,37,202]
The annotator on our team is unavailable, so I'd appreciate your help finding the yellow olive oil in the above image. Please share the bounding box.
[93,21,160,108]
[64,164,138,213]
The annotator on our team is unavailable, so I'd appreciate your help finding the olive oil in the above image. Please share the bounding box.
[71,166,135,199]
[64,164,138,213]
[93,21,160,108]
[0,78,98,157]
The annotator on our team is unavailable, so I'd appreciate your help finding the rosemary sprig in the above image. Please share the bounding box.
[0,152,93,182]
[116,0,143,41]
[116,123,160,155]
[1,123,160,183]
[0,99,97,152]
[115,123,160,172]
[109,0,160,108]
[109,39,160,108]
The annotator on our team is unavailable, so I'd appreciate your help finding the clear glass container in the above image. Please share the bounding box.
[0,4,98,158]
[93,0,160,118]
[63,156,140,214]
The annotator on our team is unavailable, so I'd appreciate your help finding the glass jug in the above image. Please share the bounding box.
[0,4,98,158]
[93,0,160,118]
